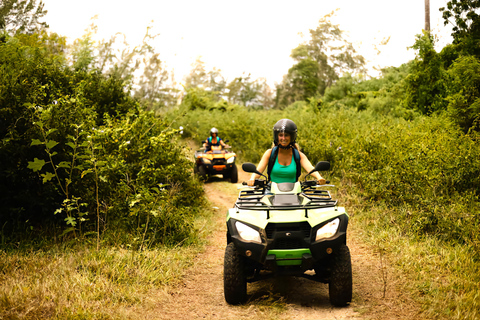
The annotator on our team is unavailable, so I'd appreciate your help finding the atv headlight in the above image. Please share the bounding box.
[236,222,261,243]
[202,159,211,164]
[226,157,235,164]
[315,218,340,241]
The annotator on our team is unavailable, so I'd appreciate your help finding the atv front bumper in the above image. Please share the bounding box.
[227,216,348,270]
[201,163,236,175]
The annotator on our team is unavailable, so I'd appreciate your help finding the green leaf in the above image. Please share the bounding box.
[57,161,71,168]
[41,172,55,183]
[34,121,44,129]
[81,169,93,178]
[27,158,46,172]
[129,199,141,207]
[30,139,43,146]
[60,227,76,236]
[65,216,77,226]
[66,142,76,149]
[46,140,58,149]
[96,161,107,167]
[46,128,58,136]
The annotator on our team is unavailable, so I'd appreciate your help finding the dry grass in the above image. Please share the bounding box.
[342,186,480,320]
[0,245,202,319]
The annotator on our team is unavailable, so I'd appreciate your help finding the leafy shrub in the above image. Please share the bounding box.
[0,34,204,246]
[445,55,480,132]
[402,32,448,115]
[173,102,480,251]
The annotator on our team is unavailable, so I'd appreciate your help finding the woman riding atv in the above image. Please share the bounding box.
[247,119,326,186]
[203,127,229,152]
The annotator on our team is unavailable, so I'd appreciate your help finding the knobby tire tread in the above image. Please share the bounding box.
[329,244,353,307]
[223,242,247,304]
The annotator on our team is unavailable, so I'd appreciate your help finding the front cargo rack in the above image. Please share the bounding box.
[234,187,338,219]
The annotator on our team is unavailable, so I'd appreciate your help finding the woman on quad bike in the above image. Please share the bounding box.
[203,127,229,152]
[247,119,326,186]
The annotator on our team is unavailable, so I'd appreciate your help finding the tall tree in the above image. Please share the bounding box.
[226,73,265,106]
[275,11,365,108]
[440,0,480,56]
[184,57,208,89]
[184,58,227,100]
[0,0,48,34]
[425,0,431,32]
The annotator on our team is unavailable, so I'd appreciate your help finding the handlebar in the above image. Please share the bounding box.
[240,179,332,189]
[241,179,266,188]
[302,180,331,190]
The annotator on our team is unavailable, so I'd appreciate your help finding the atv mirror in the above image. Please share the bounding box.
[242,162,258,173]
[224,139,229,143]
[308,161,330,175]
[242,162,267,179]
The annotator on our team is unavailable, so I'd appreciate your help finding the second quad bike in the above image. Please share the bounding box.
[223,161,352,306]
[194,141,238,183]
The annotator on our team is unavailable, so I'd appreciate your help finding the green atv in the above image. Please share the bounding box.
[223,161,352,306]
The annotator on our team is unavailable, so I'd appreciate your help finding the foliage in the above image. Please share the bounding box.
[402,32,448,115]
[0,0,47,35]
[275,11,365,108]
[171,102,480,254]
[440,0,480,57]
[445,55,480,132]
[69,22,178,112]
[0,33,204,246]
[183,57,274,108]
[181,87,223,111]
[321,66,416,119]
[227,73,265,107]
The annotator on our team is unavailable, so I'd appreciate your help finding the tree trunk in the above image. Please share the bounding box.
[425,0,430,32]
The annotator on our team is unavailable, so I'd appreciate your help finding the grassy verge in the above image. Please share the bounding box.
[0,205,215,320]
[0,245,202,319]
[342,183,480,320]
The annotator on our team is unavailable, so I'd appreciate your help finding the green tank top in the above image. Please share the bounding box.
[270,154,297,183]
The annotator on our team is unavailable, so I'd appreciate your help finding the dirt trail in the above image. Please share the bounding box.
[149,167,421,320]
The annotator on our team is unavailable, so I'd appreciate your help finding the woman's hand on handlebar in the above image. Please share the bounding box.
[246,178,255,187]
[317,178,326,185]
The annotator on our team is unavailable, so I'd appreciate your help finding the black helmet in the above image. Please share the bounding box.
[273,119,297,147]
[210,127,219,136]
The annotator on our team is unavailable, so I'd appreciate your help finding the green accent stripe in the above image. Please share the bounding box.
[267,249,311,266]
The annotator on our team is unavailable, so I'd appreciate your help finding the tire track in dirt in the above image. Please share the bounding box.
[148,166,421,320]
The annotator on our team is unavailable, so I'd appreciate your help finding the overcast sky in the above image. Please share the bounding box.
[43,0,453,86]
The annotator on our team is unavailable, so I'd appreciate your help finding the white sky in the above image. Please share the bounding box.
[43,0,453,87]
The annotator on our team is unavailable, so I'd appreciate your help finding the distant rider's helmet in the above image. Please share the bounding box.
[210,127,219,136]
[273,119,297,148]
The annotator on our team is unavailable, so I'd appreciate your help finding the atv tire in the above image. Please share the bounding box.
[230,165,238,183]
[224,242,247,304]
[329,244,352,307]
[198,165,207,180]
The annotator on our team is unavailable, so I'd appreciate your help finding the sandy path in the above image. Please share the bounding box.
[146,166,421,320]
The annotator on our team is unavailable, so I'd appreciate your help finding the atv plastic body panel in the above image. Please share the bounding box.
[226,181,348,271]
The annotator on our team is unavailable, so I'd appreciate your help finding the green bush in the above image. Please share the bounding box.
[172,103,480,251]
[445,55,480,132]
[0,34,204,246]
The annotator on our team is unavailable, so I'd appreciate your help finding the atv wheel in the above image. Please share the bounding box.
[198,165,207,179]
[329,244,352,307]
[224,242,247,304]
[230,165,238,183]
